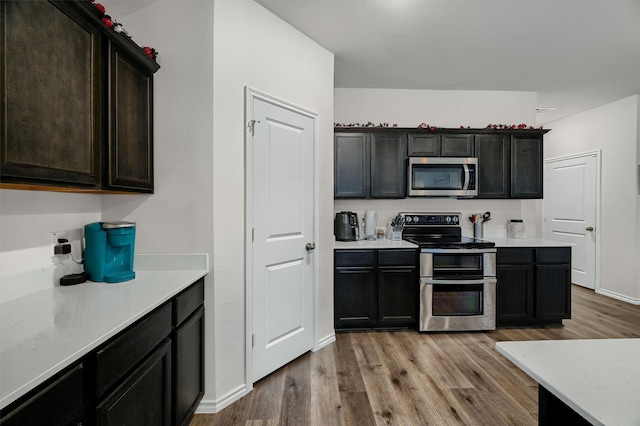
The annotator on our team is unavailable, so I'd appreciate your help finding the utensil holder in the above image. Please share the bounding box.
[391,230,402,241]
[474,223,483,240]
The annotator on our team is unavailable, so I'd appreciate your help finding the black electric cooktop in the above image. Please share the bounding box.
[402,234,495,249]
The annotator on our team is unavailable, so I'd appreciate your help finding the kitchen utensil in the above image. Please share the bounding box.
[84,221,136,283]
[364,210,378,240]
[334,211,359,241]
[507,219,525,238]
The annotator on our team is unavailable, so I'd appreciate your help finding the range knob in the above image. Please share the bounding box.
[445,216,452,223]
[452,216,459,224]
[413,216,419,223]
[405,216,412,223]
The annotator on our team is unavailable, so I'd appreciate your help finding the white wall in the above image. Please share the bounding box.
[335,88,537,128]
[212,0,334,407]
[544,95,640,302]
[334,88,544,238]
[0,190,101,277]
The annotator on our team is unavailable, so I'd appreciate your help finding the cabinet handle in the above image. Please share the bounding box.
[586,227,594,231]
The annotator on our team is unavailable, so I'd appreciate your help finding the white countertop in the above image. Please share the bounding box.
[496,339,640,426]
[490,237,573,248]
[334,238,419,249]
[335,237,569,249]
[0,254,208,410]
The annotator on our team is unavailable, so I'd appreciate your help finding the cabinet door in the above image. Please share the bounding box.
[536,264,571,322]
[407,134,440,156]
[475,134,510,198]
[377,267,417,328]
[107,42,154,193]
[441,134,474,157]
[0,363,85,426]
[0,1,101,187]
[370,133,407,198]
[334,267,376,329]
[334,133,369,198]
[511,136,542,198]
[174,306,204,426]
[496,264,535,326]
[97,339,172,426]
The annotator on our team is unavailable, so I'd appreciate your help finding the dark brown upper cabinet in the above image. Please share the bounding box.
[407,133,474,157]
[0,1,159,193]
[475,134,511,198]
[336,127,548,200]
[334,131,407,199]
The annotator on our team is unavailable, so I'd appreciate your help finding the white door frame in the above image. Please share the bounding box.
[543,149,601,291]
[244,86,319,391]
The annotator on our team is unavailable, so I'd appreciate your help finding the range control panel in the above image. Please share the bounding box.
[400,212,461,226]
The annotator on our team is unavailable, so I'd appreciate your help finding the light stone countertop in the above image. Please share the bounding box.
[334,238,419,249]
[335,237,570,250]
[0,254,208,410]
[490,237,573,248]
[496,339,640,426]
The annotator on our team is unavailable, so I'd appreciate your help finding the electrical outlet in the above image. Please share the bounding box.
[49,229,82,258]
[50,231,65,257]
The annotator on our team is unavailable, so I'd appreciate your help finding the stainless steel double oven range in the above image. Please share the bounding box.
[401,212,497,332]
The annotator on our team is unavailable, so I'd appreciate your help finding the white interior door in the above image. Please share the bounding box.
[248,90,315,382]
[543,152,599,289]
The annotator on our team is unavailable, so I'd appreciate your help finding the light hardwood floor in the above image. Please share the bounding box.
[191,285,640,425]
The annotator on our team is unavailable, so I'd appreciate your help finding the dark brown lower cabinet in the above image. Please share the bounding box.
[496,247,571,326]
[0,363,86,426]
[335,249,418,330]
[97,340,172,426]
[174,306,205,426]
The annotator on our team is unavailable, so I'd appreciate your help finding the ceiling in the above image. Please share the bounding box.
[104,0,639,124]
[254,0,640,124]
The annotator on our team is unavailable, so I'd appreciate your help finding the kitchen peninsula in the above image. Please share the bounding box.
[497,339,640,425]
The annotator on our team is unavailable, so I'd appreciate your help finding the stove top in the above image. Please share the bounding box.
[399,212,496,249]
[403,234,495,249]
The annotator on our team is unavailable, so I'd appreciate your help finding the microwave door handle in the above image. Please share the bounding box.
[462,164,470,190]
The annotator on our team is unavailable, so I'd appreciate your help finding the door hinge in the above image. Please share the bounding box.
[252,332,256,347]
[247,119,260,136]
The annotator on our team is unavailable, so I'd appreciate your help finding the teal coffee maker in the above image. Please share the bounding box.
[84,221,136,283]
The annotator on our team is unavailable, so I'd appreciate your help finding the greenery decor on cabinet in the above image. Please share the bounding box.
[0,0,159,193]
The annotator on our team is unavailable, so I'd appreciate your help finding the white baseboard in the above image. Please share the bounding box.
[596,288,640,305]
[314,331,336,351]
[195,384,249,414]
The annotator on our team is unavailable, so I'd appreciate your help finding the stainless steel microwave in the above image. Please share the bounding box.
[408,157,478,197]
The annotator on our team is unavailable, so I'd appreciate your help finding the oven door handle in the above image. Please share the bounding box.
[421,277,497,285]
[421,248,496,254]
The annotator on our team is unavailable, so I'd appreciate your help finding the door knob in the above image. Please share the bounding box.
[305,242,315,251]
[586,227,594,231]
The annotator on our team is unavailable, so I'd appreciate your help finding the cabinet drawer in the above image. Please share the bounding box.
[378,249,417,266]
[335,250,376,267]
[536,247,571,264]
[497,248,535,264]
[96,303,172,397]
[174,278,204,326]
[0,364,84,426]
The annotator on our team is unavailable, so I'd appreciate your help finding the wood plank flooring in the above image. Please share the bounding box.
[190,286,640,425]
